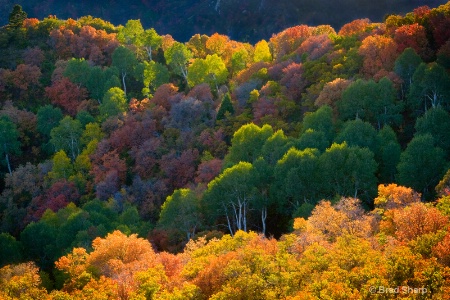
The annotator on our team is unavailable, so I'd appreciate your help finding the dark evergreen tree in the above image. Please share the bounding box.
[8,5,27,28]
[216,93,234,120]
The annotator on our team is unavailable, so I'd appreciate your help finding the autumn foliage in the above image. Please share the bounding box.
[1,2,450,298]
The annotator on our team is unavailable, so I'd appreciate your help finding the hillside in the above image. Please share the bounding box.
[1,1,450,298]
[0,0,448,42]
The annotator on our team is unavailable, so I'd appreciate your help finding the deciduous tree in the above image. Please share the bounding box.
[0,116,21,175]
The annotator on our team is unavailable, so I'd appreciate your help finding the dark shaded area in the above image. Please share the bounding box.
[0,0,447,42]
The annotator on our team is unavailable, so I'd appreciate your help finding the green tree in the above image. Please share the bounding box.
[319,143,378,201]
[301,105,335,143]
[187,54,228,90]
[141,28,162,61]
[415,107,450,153]
[37,105,63,137]
[20,217,58,269]
[142,61,170,96]
[76,110,95,128]
[231,48,249,75]
[80,123,104,147]
[394,47,423,97]
[164,42,193,83]
[397,134,447,199]
[260,129,291,165]
[99,87,128,121]
[408,62,450,115]
[252,157,273,235]
[273,147,321,217]
[0,116,21,175]
[63,58,91,87]
[117,19,144,45]
[8,4,27,28]
[377,125,401,183]
[0,233,23,267]
[50,116,83,161]
[48,150,74,182]
[338,78,402,128]
[111,46,139,96]
[158,189,201,241]
[296,129,329,152]
[224,123,273,167]
[204,162,257,235]
[216,93,234,121]
[334,119,378,154]
[117,20,162,61]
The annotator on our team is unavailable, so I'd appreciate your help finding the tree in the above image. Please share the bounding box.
[85,66,121,103]
[0,116,21,175]
[273,147,321,217]
[260,129,291,165]
[45,77,88,116]
[204,162,257,234]
[397,134,447,199]
[415,107,450,153]
[118,20,162,60]
[36,105,63,138]
[8,4,27,28]
[164,42,193,83]
[296,129,329,153]
[216,93,234,120]
[117,19,144,45]
[394,48,423,98]
[394,24,429,58]
[334,119,378,154]
[407,62,450,115]
[99,87,128,120]
[253,40,272,62]
[315,78,352,109]
[63,58,91,87]
[158,189,201,241]
[224,123,273,167]
[111,46,138,95]
[374,184,421,212]
[86,230,158,297]
[0,263,48,299]
[377,125,401,183]
[338,78,402,129]
[358,35,398,77]
[141,28,163,61]
[187,54,228,90]
[0,233,23,267]
[50,116,83,161]
[390,203,448,242]
[301,105,335,143]
[142,61,170,96]
[319,143,378,201]
[48,150,74,182]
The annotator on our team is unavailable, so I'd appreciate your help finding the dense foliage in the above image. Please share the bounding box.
[1,2,450,297]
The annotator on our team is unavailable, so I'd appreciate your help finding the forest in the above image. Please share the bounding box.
[1,1,450,299]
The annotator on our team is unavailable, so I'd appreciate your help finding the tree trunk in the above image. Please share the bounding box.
[122,72,127,96]
[261,206,267,235]
[146,46,152,61]
[224,203,234,236]
[5,152,12,175]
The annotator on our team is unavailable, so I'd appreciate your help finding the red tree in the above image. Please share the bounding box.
[45,77,88,116]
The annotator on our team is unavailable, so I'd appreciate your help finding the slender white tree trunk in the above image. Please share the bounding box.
[5,152,12,175]
[122,72,127,95]
[261,206,267,235]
